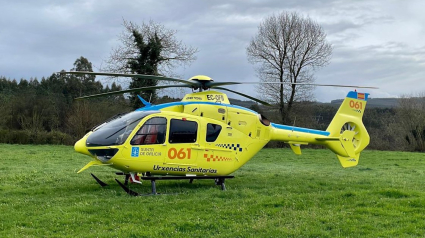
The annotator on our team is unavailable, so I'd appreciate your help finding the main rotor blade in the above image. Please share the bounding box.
[233,81,379,89]
[213,86,271,106]
[60,71,198,86]
[206,82,242,87]
[75,84,191,100]
[291,83,379,89]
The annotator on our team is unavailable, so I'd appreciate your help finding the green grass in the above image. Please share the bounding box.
[1,144,425,237]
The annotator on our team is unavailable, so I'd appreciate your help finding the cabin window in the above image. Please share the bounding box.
[169,119,198,143]
[206,123,222,142]
[131,117,167,145]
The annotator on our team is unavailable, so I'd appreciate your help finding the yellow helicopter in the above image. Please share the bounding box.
[64,71,375,195]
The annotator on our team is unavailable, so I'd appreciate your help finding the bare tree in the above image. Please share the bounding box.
[104,19,198,77]
[247,12,332,124]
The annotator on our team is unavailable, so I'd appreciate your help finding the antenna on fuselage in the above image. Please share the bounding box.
[292,116,297,132]
[137,95,152,107]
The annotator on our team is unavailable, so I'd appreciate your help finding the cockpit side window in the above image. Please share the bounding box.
[131,117,167,145]
[169,119,197,143]
[206,123,222,142]
[86,110,155,147]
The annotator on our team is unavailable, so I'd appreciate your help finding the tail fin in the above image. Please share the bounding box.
[322,91,370,167]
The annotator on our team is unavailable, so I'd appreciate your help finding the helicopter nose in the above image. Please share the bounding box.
[74,136,91,156]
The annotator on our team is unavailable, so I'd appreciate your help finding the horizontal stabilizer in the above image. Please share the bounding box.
[289,143,302,155]
[286,141,308,155]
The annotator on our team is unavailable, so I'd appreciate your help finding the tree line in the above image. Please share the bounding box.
[0,56,131,144]
[1,65,424,152]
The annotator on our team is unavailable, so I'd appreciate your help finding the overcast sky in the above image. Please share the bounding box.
[1,0,424,102]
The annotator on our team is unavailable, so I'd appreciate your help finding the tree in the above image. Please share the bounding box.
[70,56,103,97]
[104,20,198,107]
[247,12,332,124]
[72,56,96,83]
[127,31,162,108]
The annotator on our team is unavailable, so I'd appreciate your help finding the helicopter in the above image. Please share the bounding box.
[63,71,376,195]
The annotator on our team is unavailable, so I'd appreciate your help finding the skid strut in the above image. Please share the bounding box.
[115,179,140,196]
[91,173,108,187]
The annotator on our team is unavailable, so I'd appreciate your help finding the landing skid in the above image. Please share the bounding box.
[89,173,234,196]
[116,175,234,196]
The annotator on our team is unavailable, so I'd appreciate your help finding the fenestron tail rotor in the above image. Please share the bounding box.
[340,122,361,149]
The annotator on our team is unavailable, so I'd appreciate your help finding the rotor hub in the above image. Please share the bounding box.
[188,75,213,91]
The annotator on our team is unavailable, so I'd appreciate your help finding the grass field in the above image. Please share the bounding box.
[1,144,425,237]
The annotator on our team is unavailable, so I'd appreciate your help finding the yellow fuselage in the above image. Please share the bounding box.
[75,90,370,175]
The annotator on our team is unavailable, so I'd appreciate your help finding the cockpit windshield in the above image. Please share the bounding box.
[86,110,158,147]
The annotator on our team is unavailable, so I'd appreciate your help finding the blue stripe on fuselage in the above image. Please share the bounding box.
[271,123,330,136]
[135,101,258,114]
[135,102,329,136]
